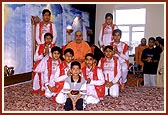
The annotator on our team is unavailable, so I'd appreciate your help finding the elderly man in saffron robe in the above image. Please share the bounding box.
[65,30,91,68]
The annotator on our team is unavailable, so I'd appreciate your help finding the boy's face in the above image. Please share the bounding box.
[85,56,94,68]
[71,65,81,76]
[52,51,60,61]
[43,12,50,22]
[106,17,113,25]
[148,40,155,47]
[104,48,114,59]
[113,32,121,43]
[63,52,74,63]
[44,35,52,45]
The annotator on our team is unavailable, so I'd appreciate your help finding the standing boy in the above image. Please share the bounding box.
[98,13,118,50]
[36,9,57,45]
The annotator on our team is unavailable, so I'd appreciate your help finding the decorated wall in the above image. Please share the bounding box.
[3,4,90,74]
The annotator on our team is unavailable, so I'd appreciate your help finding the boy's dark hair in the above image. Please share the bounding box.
[103,45,113,52]
[71,61,81,69]
[44,33,53,39]
[156,36,162,42]
[51,46,62,54]
[148,37,155,42]
[85,53,94,59]
[64,48,74,56]
[42,9,51,16]
[113,29,122,36]
[159,38,164,46]
[105,13,113,20]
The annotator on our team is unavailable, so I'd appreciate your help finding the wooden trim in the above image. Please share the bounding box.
[4,72,32,86]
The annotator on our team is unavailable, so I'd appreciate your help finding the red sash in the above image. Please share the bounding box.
[110,42,129,68]
[101,23,116,41]
[52,61,67,103]
[100,56,118,77]
[82,66,105,98]
[54,61,68,93]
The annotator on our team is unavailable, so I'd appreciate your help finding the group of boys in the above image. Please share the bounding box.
[32,9,129,111]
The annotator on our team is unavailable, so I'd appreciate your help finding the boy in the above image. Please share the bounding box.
[63,61,87,111]
[32,32,55,94]
[110,29,129,91]
[52,48,74,104]
[43,46,62,98]
[98,45,121,97]
[98,13,118,50]
[82,53,105,104]
[36,9,57,45]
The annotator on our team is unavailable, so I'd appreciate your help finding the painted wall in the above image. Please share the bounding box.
[3,4,89,74]
[95,3,165,46]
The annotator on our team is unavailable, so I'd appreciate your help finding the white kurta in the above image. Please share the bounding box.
[36,22,57,44]
[112,42,129,84]
[43,60,60,98]
[32,56,49,91]
[84,67,105,104]
[33,44,52,62]
[112,42,129,63]
[53,63,71,104]
[98,58,121,97]
[98,25,118,47]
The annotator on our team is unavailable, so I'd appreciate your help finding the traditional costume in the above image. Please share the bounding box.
[82,66,105,104]
[98,56,121,97]
[36,21,57,45]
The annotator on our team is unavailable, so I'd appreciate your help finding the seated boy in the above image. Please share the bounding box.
[53,48,74,104]
[98,45,121,97]
[63,61,87,111]
[43,46,62,98]
[82,53,105,104]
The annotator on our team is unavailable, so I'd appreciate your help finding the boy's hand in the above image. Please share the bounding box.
[67,69,71,76]
[114,46,120,55]
[48,85,55,92]
[146,57,152,62]
[105,81,113,88]
[72,100,76,110]
[86,77,91,84]
[108,82,113,87]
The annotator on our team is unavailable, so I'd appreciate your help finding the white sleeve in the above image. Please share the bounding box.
[52,23,57,44]
[118,49,129,61]
[97,60,101,68]
[43,61,49,87]
[35,24,42,45]
[34,45,44,62]
[33,57,47,72]
[62,82,70,93]
[90,68,105,86]
[112,60,121,84]
[98,27,103,47]
[55,74,68,82]
[80,82,87,95]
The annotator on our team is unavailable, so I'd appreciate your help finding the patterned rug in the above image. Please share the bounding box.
[3,80,164,112]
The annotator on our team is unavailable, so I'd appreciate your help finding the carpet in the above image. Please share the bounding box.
[3,80,164,112]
